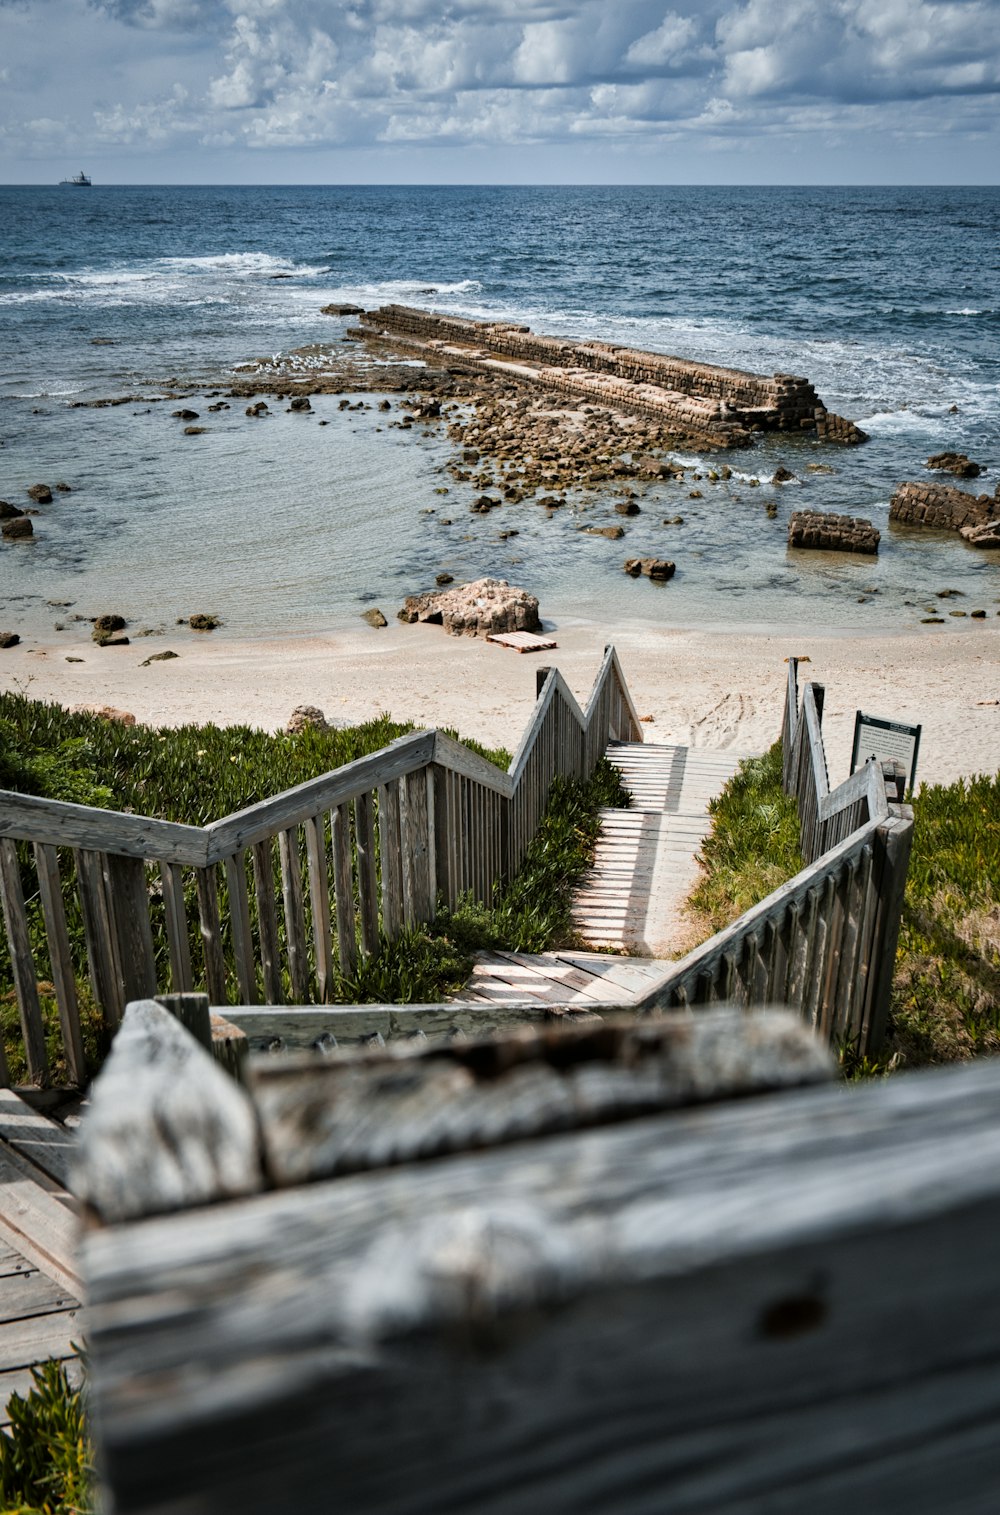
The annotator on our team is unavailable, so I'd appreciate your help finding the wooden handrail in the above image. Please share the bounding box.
[0,646,641,1087]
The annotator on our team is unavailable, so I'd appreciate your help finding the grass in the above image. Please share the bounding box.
[687,742,802,932]
[687,742,1000,1074]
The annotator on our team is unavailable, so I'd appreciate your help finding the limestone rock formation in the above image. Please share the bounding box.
[286,705,329,734]
[961,520,1000,548]
[890,481,999,534]
[398,577,541,637]
[788,512,880,554]
[926,452,982,478]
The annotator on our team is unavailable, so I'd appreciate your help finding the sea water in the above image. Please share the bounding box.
[1,184,998,641]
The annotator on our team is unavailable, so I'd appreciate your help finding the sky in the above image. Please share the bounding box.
[1,0,998,184]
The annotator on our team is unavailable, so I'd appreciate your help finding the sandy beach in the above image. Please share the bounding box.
[3,618,996,791]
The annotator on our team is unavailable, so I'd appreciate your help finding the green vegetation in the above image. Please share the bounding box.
[889,772,1000,1067]
[0,1360,93,1515]
[0,691,508,823]
[687,743,801,931]
[688,743,1000,1073]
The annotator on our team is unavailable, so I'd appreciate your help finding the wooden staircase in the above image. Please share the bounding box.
[458,742,750,1008]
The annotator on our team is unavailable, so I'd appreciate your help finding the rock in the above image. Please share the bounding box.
[0,631,20,649]
[772,465,795,483]
[623,557,676,581]
[27,484,52,503]
[470,495,501,513]
[245,402,269,417]
[94,614,127,633]
[926,452,982,478]
[55,482,72,492]
[172,409,200,421]
[788,511,880,555]
[188,613,221,631]
[614,501,641,516]
[378,400,392,411]
[361,608,388,628]
[288,396,312,412]
[971,609,987,618]
[435,573,454,586]
[93,635,130,648]
[286,705,329,734]
[583,525,625,540]
[0,501,24,519]
[140,650,179,665]
[960,520,1000,548]
[398,577,541,638]
[2,516,34,540]
[184,426,207,435]
[71,704,136,724]
[320,303,364,316]
[891,481,998,534]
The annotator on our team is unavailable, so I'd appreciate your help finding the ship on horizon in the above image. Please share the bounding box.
[59,170,91,186]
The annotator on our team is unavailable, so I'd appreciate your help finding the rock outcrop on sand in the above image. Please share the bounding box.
[0,632,20,649]
[788,511,880,555]
[286,705,329,734]
[398,577,541,637]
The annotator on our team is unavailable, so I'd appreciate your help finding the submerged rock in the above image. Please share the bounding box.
[188,613,221,631]
[926,452,982,478]
[623,557,676,581]
[1,517,33,540]
[788,511,880,555]
[27,484,52,504]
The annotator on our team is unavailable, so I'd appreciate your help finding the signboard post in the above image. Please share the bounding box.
[850,712,922,792]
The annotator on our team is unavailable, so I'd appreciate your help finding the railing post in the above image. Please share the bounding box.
[859,763,914,1056]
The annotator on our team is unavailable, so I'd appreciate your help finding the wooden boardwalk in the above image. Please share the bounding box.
[458,742,749,1007]
[0,1093,81,1426]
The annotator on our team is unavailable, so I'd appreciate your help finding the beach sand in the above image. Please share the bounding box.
[3,619,997,790]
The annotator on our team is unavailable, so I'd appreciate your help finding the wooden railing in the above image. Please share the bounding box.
[0,647,641,1088]
[636,657,913,1056]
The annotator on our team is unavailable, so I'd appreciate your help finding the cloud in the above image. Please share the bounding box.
[1,0,998,170]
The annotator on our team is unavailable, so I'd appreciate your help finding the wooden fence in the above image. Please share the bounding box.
[635,657,913,1057]
[0,647,641,1088]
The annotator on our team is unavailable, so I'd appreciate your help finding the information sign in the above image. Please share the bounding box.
[850,712,921,792]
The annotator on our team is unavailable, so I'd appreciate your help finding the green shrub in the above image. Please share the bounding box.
[687,743,801,930]
[0,1360,93,1515]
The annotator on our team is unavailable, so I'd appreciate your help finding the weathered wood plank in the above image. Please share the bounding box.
[159,860,194,995]
[0,1269,78,1324]
[195,866,228,1006]
[303,817,333,999]
[0,838,46,1086]
[33,843,85,1088]
[252,841,283,1006]
[105,853,158,1005]
[0,787,207,865]
[0,1146,79,1297]
[74,1000,262,1224]
[224,1002,599,1050]
[0,1089,75,1188]
[0,1311,80,1374]
[354,793,379,959]
[80,1057,1000,1515]
[250,1011,834,1185]
[224,851,258,1006]
[277,827,309,1003]
[156,992,212,1052]
[378,781,404,939]
[331,803,357,982]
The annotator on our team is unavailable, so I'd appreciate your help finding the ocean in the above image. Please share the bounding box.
[1,183,998,642]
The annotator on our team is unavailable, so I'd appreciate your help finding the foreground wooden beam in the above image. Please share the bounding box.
[76,1001,1000,1513]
